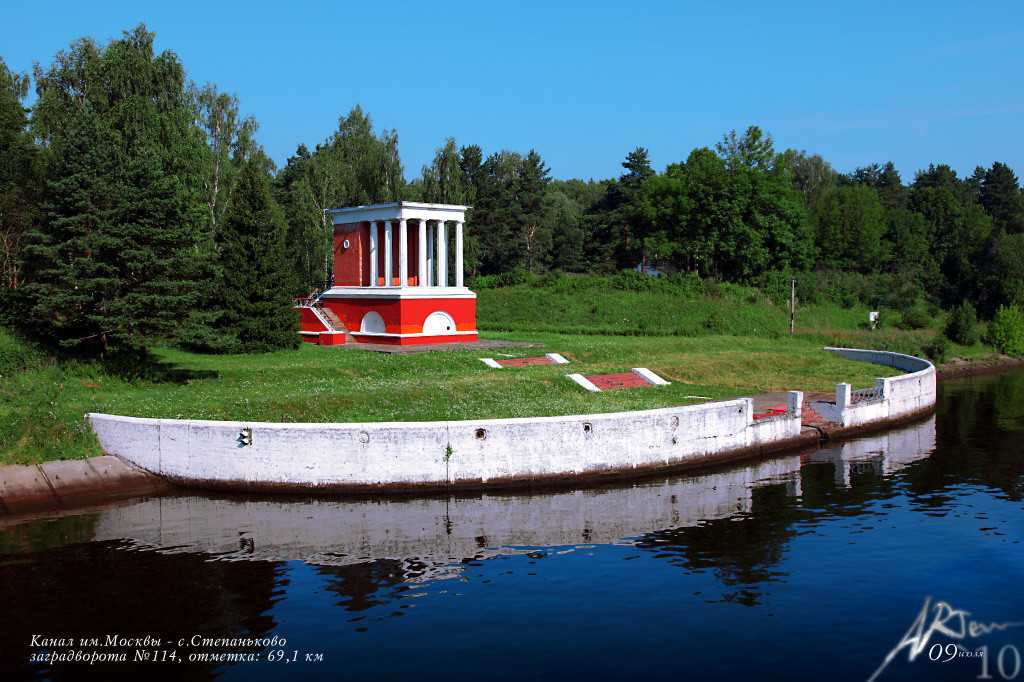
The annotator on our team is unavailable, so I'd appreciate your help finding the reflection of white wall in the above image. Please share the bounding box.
[91,458,800,573]
[361,311,385,333]
[422,311,455,334]
[802,415,936,487]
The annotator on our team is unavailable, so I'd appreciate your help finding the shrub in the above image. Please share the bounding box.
[924,334,948,364]
[612,269,655,292]
[702,311,727,333]
[985,305,1024,357]
[665,271,706,298]
[897,308,932,330]
[944,302,979,346]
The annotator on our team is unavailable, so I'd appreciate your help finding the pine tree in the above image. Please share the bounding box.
[216,162,299,353]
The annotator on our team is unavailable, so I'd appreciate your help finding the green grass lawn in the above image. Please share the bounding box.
[2,328,938,466]
[1,280,1005,466]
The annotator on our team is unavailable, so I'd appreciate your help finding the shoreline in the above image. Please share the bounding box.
[1,352,1017,515]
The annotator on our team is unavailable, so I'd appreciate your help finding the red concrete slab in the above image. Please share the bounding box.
[497,357,554,367]
[586,372,651,390]
[753,405,788,419]
[0,465,58,511]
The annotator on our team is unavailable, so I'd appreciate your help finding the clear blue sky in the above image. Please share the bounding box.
[3,0,1023,184]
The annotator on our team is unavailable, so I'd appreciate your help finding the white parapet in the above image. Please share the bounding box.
[808,348,936,428]
[85,348,934,493]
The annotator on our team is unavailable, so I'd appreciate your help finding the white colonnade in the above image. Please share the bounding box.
[365,218,463,287]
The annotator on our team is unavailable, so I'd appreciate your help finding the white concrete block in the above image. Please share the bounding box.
[545,353,570,364]
[479,358,502,369]
[565,374,601,392]
[632,367,670,386]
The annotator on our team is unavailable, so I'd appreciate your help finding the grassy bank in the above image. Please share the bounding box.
[1,279,1007,466]
[4,330,897,466]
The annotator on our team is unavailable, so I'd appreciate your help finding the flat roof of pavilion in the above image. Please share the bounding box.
[328,202,472,224]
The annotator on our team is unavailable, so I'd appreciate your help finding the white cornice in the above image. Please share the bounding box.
[322,286,476,300]
[329,201,472,225]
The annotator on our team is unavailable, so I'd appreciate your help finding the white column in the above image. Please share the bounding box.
[426,224,434,286]
[437,220,448,287]
[455,221,464,288]
[383,220,393,286]
[398,219,408,287]
[368,221,378,287]
[418,219,427,287]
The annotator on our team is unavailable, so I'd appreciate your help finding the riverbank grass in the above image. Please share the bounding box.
[3,330,908,466]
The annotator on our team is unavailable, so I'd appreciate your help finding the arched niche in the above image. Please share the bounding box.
[361,311,386,333]
[422,311,456,335]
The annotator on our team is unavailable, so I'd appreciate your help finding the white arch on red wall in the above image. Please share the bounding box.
[422,311,456,335]
[361,311,386,333]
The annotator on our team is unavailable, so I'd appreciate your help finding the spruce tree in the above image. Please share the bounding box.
[23,104,118,355]
[216,162,299,353]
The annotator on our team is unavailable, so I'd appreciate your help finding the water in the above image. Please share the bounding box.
[2,370,1023,682]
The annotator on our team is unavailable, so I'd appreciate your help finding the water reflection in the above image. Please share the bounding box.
[6,368,1024,682]
[57,417,935,581]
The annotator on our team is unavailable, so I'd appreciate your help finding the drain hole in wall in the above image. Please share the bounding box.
[475,428,486,440]
[583,422,592,434]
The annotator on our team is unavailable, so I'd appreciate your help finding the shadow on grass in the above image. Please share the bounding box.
[102,350,220,385]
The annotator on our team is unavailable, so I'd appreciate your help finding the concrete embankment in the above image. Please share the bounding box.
[0,347,965,511]
[0,456,170,513]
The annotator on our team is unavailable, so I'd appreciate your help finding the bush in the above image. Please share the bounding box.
[924,334,948,364]
[944,302,979,346]
[985,305,1024,357]
[665,271,706,298]
[897,308,932,330]
[612,269,656,292]
[702,311,727,333]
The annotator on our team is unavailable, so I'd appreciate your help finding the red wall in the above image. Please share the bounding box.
[333,222,363,287]
[322,296,476,335]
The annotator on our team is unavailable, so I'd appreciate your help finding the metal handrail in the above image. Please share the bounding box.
[851,386,882,403]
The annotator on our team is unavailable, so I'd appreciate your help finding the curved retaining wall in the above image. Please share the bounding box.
[88,391,806,492]
[86,348,937,493]
[808,347,936,428]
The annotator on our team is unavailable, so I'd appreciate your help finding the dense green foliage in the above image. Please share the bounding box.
[945,302,979,346]
[2,23,1023,369]
[986,305,1024,357]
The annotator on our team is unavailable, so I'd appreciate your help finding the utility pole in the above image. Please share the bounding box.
[790,278,795,335]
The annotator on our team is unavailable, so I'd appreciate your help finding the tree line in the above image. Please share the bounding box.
[2,25,1022,359]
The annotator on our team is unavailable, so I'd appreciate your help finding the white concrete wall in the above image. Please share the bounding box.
[88,391,804,490]
[808,348,936,428]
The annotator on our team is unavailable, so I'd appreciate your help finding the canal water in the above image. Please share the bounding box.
[2,370,1023,682]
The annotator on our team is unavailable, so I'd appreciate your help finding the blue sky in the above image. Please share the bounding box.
[3,0,1023,184]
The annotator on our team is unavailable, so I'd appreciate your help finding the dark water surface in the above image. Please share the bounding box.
[2,370,1023,682]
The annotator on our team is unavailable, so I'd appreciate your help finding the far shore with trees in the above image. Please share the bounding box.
[2,25,1024,465]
